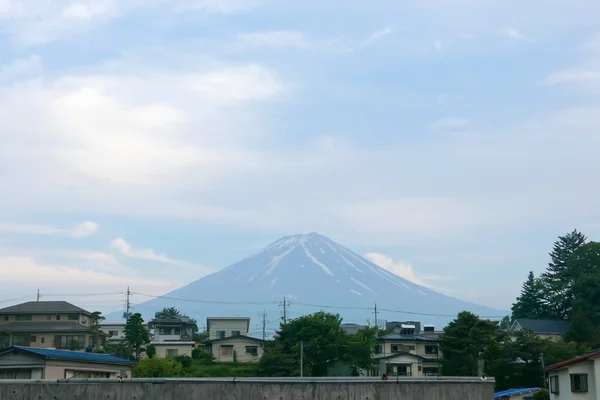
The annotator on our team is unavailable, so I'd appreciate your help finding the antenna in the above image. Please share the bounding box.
[123,286,133,320]
[36,289,42,302]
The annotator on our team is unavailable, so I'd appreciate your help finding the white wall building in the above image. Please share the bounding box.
[545,349,600,400]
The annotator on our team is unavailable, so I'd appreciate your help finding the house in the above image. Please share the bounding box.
[544,348,600,399]
[100,321,128,345]
[510,319,571,341]
[386,321,422,334]
[494,388,541,399]
[341,323,365,335]
[0,345,136,379]
[204,317,264,363]
[146,316,196,358]
[0,301,96,351]
[374,333,442,377]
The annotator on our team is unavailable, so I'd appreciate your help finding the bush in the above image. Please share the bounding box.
[533,389,550,400]
[133,358,183,377]
[175,355,193,368]
[191,349,214,365]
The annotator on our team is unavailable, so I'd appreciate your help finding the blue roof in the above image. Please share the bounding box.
[494,388,540,398]
[6,346,137,366]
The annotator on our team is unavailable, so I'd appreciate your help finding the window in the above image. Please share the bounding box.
[166,349,179,358]
[65,370,110,379]
[15,315,32,321]
[41,337,45,344]
[423,367,439,376]
[0,369,32,380]
[67,314,79,321]
[550,375,559,394]
[391,344,403,353]
[56,315,61,320]
[373,345,382,354]
[216,330,225,339]
[173,328,181,335]
[159,328,167,335]
[570,374,588,392]
[406,345,416,351]
[425,345,438,355]
[108,330,119,337]
[30,336,37,343]
[12,334,30,346]
[423,326,435,332]
[3,316,8,321]
[46,315,51,320]
[60,335,84,349]
[246,346,258,355]
[221,345,233,356]
[232,330,241,336]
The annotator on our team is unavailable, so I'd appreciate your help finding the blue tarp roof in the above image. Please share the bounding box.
[494,387,540,398]
[6,346,137,366]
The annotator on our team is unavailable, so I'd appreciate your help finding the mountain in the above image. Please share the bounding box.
[108,233,505,335]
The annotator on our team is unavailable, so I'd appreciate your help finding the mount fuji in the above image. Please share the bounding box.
[109,233,505,334]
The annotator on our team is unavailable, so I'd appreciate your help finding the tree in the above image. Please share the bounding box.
[67,338,82,351]
[542,230,587,318]
[440,311,498,376]
[154,307,199,333]
[341,326,378,374]
[257,341,298,377]
[533,390,550,400]
[499,316,512,330]
[511,272,550,320]
[90,311,105,351]
[124,313,150,360]
[146,344,156,359]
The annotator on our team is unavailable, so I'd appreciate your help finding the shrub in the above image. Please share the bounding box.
[175,355,193,368]
[533,389,550,400]
[133,358,183,377]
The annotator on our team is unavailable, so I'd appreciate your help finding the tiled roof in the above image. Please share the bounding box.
[0,301,90,315]
[0,322,90,333]
[544,349,600,371]
[377,334,441,342]
[150,341,195,345]
[3,346,137,366]
[514,319,571,334]
[206,335,264,344]
[494,387,540,398]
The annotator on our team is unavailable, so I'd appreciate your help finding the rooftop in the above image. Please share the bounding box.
[494,387,540,399]
[377,333,441,342]
[512,319,571,334]
[1,346,136,366]
[206,335,264,344]
[544,348,600,371]
[0,301,90,315]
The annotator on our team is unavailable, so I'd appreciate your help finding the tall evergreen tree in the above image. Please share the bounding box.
[542,230,587,318]
[124,313,150,360]
[511,272,549,320]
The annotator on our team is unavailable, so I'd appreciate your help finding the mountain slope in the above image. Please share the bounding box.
[109,233,505,334]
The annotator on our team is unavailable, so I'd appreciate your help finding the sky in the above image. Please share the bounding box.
[1,0,600,315]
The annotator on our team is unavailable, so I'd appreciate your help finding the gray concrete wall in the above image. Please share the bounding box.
[0,377,495,400]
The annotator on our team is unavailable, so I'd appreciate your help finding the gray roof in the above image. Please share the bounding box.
[514,319,572,334]
[377,334,440,342]
[0,322,90,333]
[0,301,90,315]
[386,321,422,334]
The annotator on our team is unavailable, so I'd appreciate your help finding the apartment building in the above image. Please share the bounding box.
[204,317,264,363]
[0,301,95,351]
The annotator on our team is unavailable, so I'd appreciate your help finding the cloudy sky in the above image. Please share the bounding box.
[1,0,600,314]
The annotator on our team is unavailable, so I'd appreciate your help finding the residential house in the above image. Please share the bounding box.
[0,346,135,379]
[204,317,264,363]
[544,349,600,400]
[100,321,128,345]
[341,323,365,336]
[386,321,422,334]
[510,319,571,341]
[494,388,541,399]
[374,332,442,377]
[0,301,96,351]
[146,316,196,358]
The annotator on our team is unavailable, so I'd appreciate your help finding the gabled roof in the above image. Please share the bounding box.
[377,333,440,342]
[0,346,136,366]
[512,319,571,334]
[494,387,540,398]
[544,349,600,371]
[0,301,90,315]
[376,352,433,362]
[0,322,90,333]
[205,335,264,344]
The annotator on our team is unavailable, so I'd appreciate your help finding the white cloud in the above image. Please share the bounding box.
[238,31,312,49]
[0,55,42,83]
[364,252,452,290]
[360,27,393,47]
[506,28,523,39]
[0,220,98,238]
[110,238,184,265]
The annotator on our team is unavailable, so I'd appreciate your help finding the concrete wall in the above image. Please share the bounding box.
[0,377,495,400]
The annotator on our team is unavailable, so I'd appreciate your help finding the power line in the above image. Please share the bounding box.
[43,292,124,297]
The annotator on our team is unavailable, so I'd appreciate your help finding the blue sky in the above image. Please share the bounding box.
[1,0,600,313]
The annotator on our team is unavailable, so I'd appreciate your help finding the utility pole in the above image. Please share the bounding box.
[261,312,267,341]
[36,289,42,302]
[300,341,304,378]
[124,286,132,320]
[373,304,379,330]
[280,296,289,324]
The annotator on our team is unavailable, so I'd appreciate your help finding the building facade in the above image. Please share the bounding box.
[545,349,600,400]
[374,333,442,377]
[204,317,264,362]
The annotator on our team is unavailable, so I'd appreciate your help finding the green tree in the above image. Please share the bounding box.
[124,313,150,360]
[542,230,587,318]
[146,344,156,359]
[276,311,349,376]
[533,389,550,400]
[257,341,298,377]
[67,338,82,351]
[90,311,105,351]
[499,316,512,330]
[341,326,378,374]
[133,357,183,377]
[511,272,550,319]
[440,311,498,376]
[154,307,199,333]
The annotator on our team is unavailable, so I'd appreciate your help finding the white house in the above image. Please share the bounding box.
[545,349,600,400]
[204,317,264,363]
